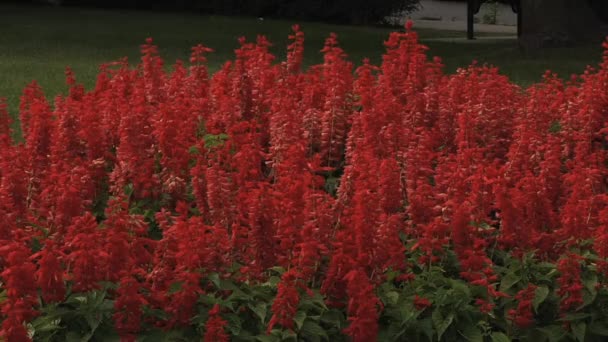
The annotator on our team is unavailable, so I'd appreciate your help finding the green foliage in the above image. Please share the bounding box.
[203,133,229,150]
[21,249,608,341]
[372,248,608,342]
[30,284,118,342]
[482,0,499,25]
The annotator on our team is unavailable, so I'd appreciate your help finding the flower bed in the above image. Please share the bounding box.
[1,23,608,341]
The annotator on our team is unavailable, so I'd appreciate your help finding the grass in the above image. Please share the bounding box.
[0,3,604,116]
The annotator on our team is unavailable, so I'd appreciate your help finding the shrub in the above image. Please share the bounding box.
[2,23,608,341]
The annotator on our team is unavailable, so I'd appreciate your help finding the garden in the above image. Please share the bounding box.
[2,7,608,342]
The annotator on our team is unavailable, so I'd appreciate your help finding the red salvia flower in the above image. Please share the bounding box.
[203,304,229,342]
[114,273,148,341]
[475,298,495,314]
[268,270,301,332]
[0,242,39,342]
[64,212,108,292]
[413,295,432,311]
[33,240,66,303]
[342,269,380,342]
[557,254,584,313]
[508,284,537,329]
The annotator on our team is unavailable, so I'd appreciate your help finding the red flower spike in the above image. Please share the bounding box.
[405,20,414,31]
[114,274,147,339]
[413,295,432,311]
[203,304,229,342]
[342,269,380,342]
[268,270,301,332]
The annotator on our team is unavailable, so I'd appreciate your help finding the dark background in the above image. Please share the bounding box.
[14,0,421,25]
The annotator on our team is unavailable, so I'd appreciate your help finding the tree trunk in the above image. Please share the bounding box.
[520,0,602,50]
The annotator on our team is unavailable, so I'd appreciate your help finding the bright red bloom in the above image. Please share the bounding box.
[113,274,147,340]
[475,298,495,314]
[405,20,414,31]
[164,272,203,327]
[342,269,380,342]
[64,212,109,292]
[268,270,301,332]
[0,242,39,342]
[1,315,31,342]
[34,241,66,303]
[508,284,537,328]
[413,295,432,311]
[557,254,584,313]
[203,304,229,342]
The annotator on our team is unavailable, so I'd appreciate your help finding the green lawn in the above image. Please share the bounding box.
[0,4,603,116]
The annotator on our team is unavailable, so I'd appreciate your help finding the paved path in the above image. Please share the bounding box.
[389,0,517,34]
[411,19,516,34]
[423,36,517,43]
[410,0,517,25]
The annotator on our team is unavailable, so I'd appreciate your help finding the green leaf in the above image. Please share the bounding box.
[324,177,340,196]
[168,281,184,295]
[251,286,274,302]
[30,237,43,252]
[219,278,240,292]
[491,332,511,342]
[559,312,592,322]
[248,303,268,324]
[460,325,483,342]
[31,316,62,334]
[123,183,134,197]
[224,313,242,336]
[549,120,562,134]
[263,276,281,288]
[188,145,200,155]
[572,322,586,342]
[83,313,102,337]
[281,329,298,341]
[144,306,171,322]
[294,311,307,330]
[384,291,399,306]
[432,310,454,341]
[67,295,87,305]
[92,289,109,307]
[386,321,407,340]
[256,334,281,342]
[499,272,521,293]
[533,286,550,312]
[536,325,566,342]
[320,309,344,329]
[449,279,472,298]
[588,321,608,336]
[581,289,597,309]
[418,317,434,342]
[140,329,169,342]
[581,274,598,308]
[203,133,229,149]
[300,320,328,341]
[66,332,83,342]
[583,274,598,293]
[228,290,252,303]
[301,292,328,311]
[269,266,286,275]
[199,293,219,307]
[208,273,221,288]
